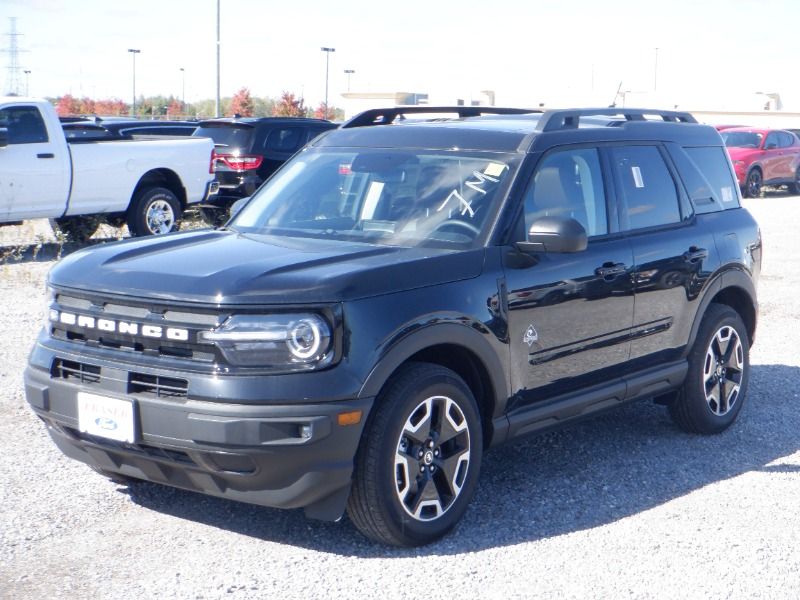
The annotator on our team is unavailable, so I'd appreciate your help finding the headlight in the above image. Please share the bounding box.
[199,314,333,369]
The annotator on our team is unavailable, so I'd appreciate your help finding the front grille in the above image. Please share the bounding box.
[64,426,195,465]
[49,291,222,365]
[51,358,101,384]
[128,373,189,398]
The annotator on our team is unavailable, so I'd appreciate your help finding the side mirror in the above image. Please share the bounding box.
[515,216,588,253]
[0,126,8,148]
[229,196,251,220]
[765,142,777,150]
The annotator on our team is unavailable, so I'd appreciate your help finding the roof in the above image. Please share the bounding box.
[197,117,334,127]
[314,107,723,153]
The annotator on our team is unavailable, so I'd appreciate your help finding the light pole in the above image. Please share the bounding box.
[179,67,185,115]
[128,48,140,116]
[23,70,30,96]
[321,47,335,116]
[215,0,221,118]
[344,69,355,92]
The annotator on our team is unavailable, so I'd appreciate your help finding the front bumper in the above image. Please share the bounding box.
[25,362,373,520]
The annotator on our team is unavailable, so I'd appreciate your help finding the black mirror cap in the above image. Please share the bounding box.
[0,126,8,148]
[516,216,588,253]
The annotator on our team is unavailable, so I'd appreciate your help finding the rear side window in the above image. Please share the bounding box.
[0,106,49,144]
[193,125,253,150]
[610,146,682,230]
[676,146,740,213]
[265,127,304,153]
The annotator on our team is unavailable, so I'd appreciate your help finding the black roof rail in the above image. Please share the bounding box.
[341,106,541,129]
[535,108,697,132]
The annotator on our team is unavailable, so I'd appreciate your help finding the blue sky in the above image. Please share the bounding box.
[3,0,798,110]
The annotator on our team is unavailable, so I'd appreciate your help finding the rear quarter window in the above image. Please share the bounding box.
[671,145,740,214]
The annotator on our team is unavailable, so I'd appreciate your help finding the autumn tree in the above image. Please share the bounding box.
[314,102,337,120]
[94,99,128,116]
[228,87,255,117]
[167,98,184,118]
[55,94,81,116]
[273,91,307,117]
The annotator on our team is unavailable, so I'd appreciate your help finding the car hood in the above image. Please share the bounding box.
[49,229,486,305]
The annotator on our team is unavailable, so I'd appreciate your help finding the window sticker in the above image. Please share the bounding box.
[484,162,507,177]
[631,166,645,188]
[721,186,734,203]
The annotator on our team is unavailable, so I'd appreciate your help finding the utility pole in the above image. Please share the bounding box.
[2,17,27,96]
[128,48,140,116]
[179,67,185,114]
[23,69,30,96]
[344,69,355,92]
[321,47,335,116]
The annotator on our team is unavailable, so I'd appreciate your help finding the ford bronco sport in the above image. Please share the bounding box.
[26,106,761,547]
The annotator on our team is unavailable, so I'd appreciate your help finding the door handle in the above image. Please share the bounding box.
[683,247,708,263]
[595,262,627,278]
[37,153,54,159]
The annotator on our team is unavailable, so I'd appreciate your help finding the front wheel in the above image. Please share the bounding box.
[744,169,762,198]
[669,304,750,434]
[127,187,181,237]
[347,363,483,546]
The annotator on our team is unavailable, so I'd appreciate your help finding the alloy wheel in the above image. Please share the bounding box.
[702,325,745,416]
[145,199,176,234]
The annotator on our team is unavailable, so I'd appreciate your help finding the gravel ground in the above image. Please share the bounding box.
[1,198,799,599]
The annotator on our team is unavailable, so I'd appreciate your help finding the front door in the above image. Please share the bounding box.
[504,147,635,405]
[0,105,69,221]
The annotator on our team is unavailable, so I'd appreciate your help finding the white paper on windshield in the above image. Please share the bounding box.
[631,166,645,188]
[360,181,385,220]
[721,186,734,203]
[484,163,506,177]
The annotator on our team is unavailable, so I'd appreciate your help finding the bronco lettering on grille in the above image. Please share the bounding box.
[51,310,189,341]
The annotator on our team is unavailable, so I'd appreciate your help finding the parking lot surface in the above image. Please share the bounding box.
[1,197,799,599]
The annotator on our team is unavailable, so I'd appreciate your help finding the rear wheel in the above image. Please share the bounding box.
[669,304,750,434]
[347,362,483,547]
[744,168,762,198]
[127,187,181,236]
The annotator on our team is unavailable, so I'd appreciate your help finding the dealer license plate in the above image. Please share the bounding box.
[77,392,135,443]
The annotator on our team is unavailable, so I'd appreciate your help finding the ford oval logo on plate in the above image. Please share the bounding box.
[94,417,118,431]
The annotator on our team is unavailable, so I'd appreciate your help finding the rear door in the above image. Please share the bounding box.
[608,144,717,367]
[0,104,70,220]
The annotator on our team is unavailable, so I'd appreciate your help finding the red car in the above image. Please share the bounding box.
[720,127,800,197]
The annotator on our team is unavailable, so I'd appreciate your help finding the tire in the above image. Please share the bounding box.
[347,362,483,547]
[789,168,800,195]
[744,168,762,198]
[669,304,750,434]
[49,216,100,244]
[127,187,181,237]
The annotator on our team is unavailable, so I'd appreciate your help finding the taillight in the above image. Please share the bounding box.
[209,149,217,174]
[214,153,263,171]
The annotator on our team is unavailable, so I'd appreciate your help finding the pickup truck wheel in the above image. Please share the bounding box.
[669,304,750,434]
[744,168,762,198]
[127,187,181,236]
[49,216,100,244]
[347,362,482,547]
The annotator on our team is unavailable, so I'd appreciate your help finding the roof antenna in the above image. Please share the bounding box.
[610,81,622,108]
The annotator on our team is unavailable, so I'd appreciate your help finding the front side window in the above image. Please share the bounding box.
[0,106,48,144]
[524,148,608,237]
[610,146,682,230]
[721,131,763,149]
[232,148,520,248]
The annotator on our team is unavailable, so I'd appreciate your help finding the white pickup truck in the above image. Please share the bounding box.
[0,98,218,240]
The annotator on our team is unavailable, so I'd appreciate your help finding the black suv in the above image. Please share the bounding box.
[26,106,761,547]
[193,116,336,210]
[62,118,199,141]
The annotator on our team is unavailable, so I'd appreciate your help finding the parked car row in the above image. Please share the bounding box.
[715,124,800,197]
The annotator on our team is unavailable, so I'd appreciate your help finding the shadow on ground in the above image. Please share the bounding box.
[120,363,800,557]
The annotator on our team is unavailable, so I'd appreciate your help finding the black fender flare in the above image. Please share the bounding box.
[358,321,509,418]
[686,268,758,352]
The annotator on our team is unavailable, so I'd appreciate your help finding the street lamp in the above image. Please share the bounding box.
[179,67,185,115]
[344,69,355,92]
[23,70,30,96]
[128,48,141,116]
[321,47,335,116]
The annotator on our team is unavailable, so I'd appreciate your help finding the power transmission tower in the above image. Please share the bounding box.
[2,17,27,96]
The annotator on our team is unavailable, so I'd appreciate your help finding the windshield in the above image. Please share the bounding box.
[231,148,520,247]
[721,131,763,149]
[194,124,254,150]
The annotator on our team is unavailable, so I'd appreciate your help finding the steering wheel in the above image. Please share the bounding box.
[431,219,481,238]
